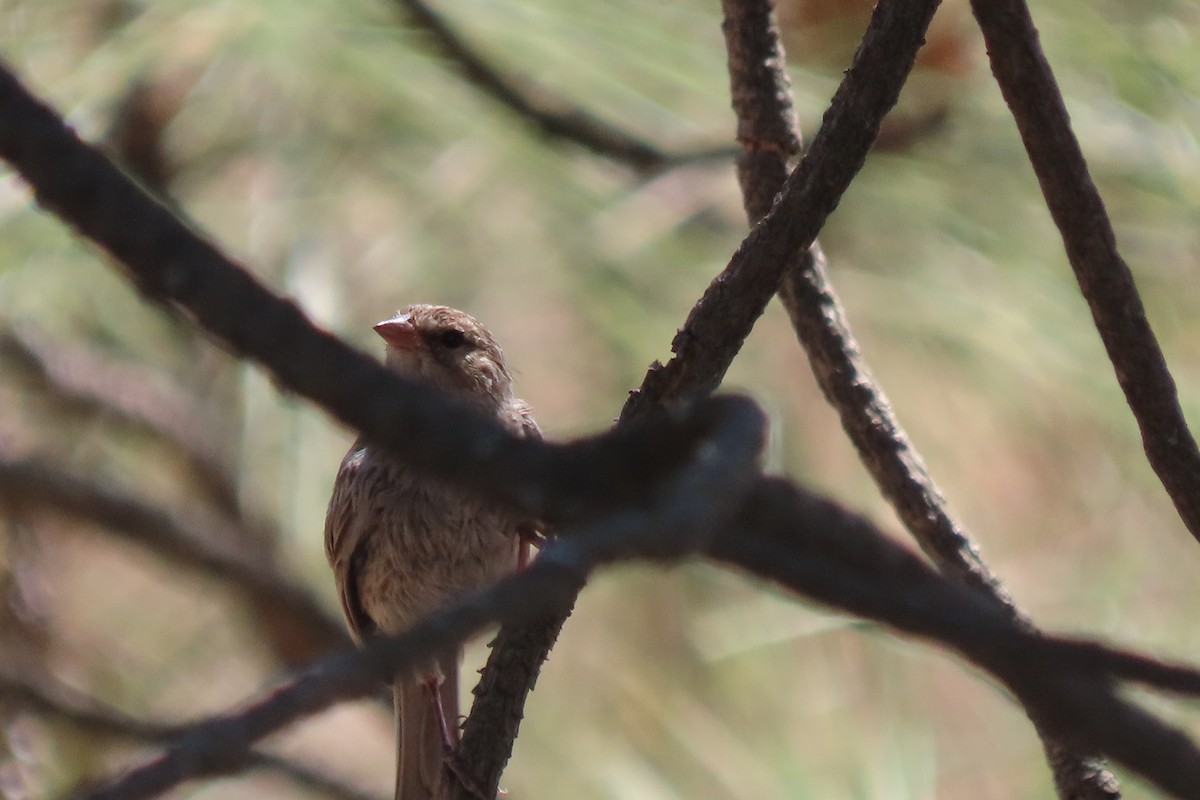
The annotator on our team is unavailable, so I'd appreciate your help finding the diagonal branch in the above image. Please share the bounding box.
[454,0,958,791]
[0,29,1187,799]
[73,556,583,800]
[719,1,1121,796]
[711,479,1200,799]
[453,394,767,797]
[77,396,766,800]
[391,0,734,173]
[0,61,733,529]
[620,0,938,422]
[969,0,1200,544]
[0,63,767,792]
[71,471,1200,800]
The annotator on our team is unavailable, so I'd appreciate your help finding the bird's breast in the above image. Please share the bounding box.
[352,459,520,635]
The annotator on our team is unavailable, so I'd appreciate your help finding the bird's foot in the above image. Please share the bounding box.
[423,676,456,752]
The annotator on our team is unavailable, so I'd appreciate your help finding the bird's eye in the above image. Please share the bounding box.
[438,329,467,349]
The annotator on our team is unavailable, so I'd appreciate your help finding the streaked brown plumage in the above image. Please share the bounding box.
[324,305,538,800]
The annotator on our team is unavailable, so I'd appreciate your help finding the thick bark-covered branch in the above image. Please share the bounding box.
[970,0,1200,545]
[621,0,937,421]
[717,0,1114,793]
[0,62,732,529]
[455,0,948,788]
[74,472,1200,800]
[722,1,1116,795]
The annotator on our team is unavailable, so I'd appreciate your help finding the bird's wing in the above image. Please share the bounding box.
[324,440,375,640]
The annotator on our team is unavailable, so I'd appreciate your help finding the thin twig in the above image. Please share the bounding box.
[392,0,734,174]
[0,668,382,800]
[969,0,1200,544]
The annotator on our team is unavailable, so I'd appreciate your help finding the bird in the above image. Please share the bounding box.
[324,304,539,800]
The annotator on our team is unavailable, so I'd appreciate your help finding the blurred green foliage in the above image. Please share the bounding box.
[2,0,1200,798]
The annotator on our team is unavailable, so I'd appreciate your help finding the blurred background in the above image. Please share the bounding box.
[1,0,1200,797]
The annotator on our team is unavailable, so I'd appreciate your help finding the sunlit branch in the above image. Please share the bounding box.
[970,0,1200,545]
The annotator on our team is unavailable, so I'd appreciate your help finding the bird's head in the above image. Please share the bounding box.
[373,304,513,407]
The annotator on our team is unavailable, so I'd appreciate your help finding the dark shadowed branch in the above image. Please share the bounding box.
[0,62,736,531]
[71,468,1200,800]
[710,479,1200,799]
[390,0,734,174]
[76,395,768,800]
[0,4,1198,796]
[969,0,1200,544]
[73,554,579,800]
[453,389,767,798]
[0,58,771,787]
[455,0,948,787]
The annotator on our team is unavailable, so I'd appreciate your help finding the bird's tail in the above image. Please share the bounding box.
[394,662,460,800]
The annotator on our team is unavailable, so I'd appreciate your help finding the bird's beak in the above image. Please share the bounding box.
[373,315,419,350]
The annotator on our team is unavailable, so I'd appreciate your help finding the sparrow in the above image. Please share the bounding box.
[324,304,539,800]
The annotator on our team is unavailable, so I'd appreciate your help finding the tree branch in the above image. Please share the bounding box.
[390,0,734,174]
[969,0,1200,545]
[711,478,1200,799]
[76,395,766,800]
[0,60,731,529]
[0,23,1190,797]
[71,471,1200,800]
[456,0,973,790]
[620,0,936,421]
[720,0,802,223]
[721,1,1118,795]
[453,393,767,797]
